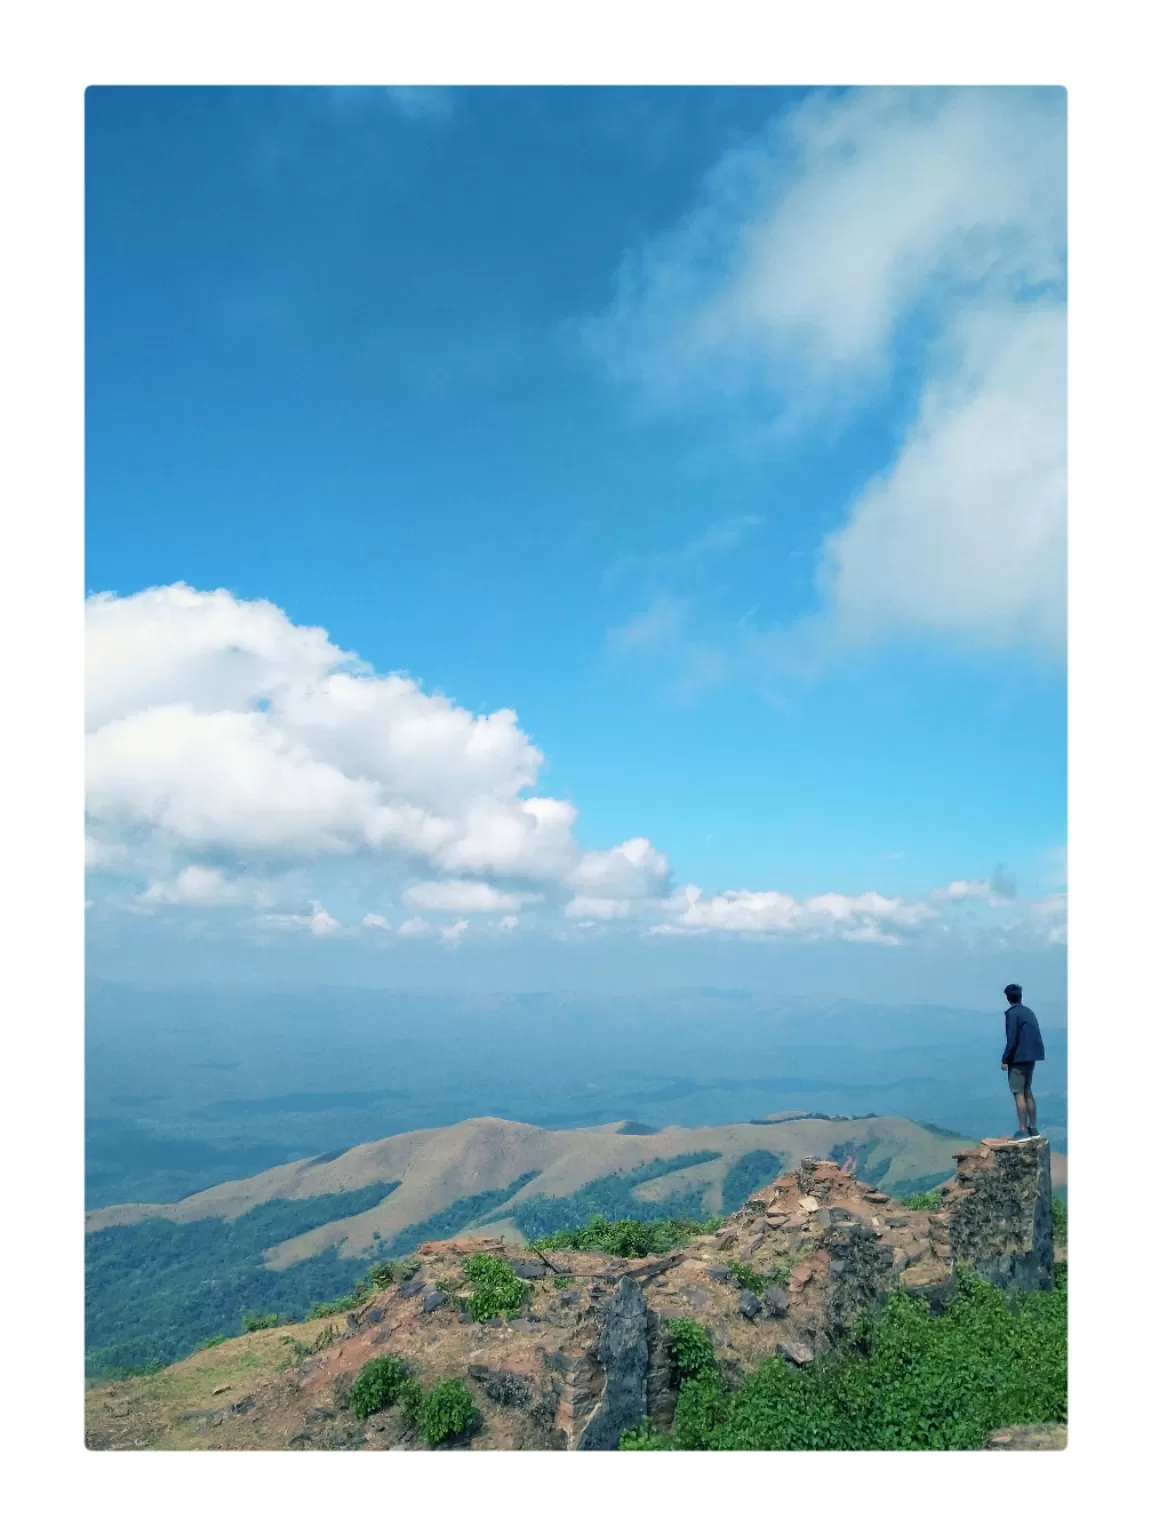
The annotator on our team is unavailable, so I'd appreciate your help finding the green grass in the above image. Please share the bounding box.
[621,1266,1067,1451]
[726,1260,766,1295]
[534,1213,723,1258]
[902,1190,944,1211]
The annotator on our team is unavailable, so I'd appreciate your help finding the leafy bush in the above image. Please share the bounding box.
[397,1377,425,1429]
[1052,1195,1068,1246]
[535,1213,720,1257]
[665,1318,717,1382]
[462,1253,531,1322]
[622,1267,1067,1452]
[727,1260,765,1295]
[193,1333,228,1352]
[367,1257,420,1289]
[618,1417,675,1450]
[242,1310,284,1332]
[674,1371,733,1449]
[902,1190,943,1211]
[347,1354,410,1419]
[418,1379,480,1446]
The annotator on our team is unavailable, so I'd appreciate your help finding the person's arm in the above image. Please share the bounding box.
[1002,1010,1020,1066]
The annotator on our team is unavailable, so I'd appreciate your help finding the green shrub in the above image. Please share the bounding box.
[622,1267,1068,1452]
[347,1354,410,1419]
[462,1253,531,1322]
[242,1310,283,1332]
[1052,1196,1068,1246]
[397,1377,425,1429]
[535,1213,716,1257]
[366,1257,420,1289]
[902,1190,943,1211]
[418,1379,480,1446]
[727,1260,765,1295]
[674,1371,733,1449]
[618,1417,674,1450]
[665,1318,716,1382]
[193,1333,228,1352]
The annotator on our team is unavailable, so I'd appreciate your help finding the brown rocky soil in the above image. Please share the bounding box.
[86,1138,1060,1452]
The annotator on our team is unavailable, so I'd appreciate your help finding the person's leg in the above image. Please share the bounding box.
[1013,1091,1029,1133]
[1025,1091,1038,1132]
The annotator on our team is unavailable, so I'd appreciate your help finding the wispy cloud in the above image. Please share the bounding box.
[587,87,1066,666]
[320,85,456,128]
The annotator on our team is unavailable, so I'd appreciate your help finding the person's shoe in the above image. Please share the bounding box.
[1027,1125,1039,1137]
[1012,1129,1028,1139]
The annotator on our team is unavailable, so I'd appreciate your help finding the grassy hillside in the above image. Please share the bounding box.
[85,1112,982,1377]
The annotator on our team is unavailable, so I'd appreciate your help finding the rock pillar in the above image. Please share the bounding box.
[935,1137,1053,1293]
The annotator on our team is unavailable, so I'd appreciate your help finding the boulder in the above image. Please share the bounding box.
[576,1277,650,1451]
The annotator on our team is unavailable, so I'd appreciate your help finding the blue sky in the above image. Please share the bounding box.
[85,85,1066,1001]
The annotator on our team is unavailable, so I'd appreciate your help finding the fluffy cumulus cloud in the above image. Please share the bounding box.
[85,584,672,918]
[85,585,1064,950]
[590,86,1066,658]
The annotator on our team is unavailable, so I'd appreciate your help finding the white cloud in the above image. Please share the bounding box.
[85,585,1065,954]
[651,884,938,945]
[141,865,273,909]
[589,87,1065,656]
[85,584,670,903]
[403,880,536,914]
[258,901,341,937]
[931,878,998,906]
[570,837,670,899]
[565,896,636,922]
[397,916,434,938]
[821,303,1065,654]
[85,836,130,871]
[1033,893,1067,946]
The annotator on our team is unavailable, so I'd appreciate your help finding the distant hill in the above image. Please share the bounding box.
[86,1114,971,1250]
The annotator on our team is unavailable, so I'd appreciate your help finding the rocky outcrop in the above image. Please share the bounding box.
[86,1137,1056,1452]
[935,1137,1053,1293]
[576,1277,650,1450]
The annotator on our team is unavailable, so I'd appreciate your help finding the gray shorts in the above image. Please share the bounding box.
[1007,1061,1036,1094]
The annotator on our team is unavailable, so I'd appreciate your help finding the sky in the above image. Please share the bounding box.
[84,85,1067,1005]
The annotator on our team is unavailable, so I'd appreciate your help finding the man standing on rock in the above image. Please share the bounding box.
[1001,984,1045,1139]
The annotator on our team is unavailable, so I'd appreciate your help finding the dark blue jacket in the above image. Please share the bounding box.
[1002,1003,1045,1065]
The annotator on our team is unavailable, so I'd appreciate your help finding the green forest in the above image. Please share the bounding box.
[85,1181,399,1376]
[86,1171,542,1375]
[86,1153,782,1376]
